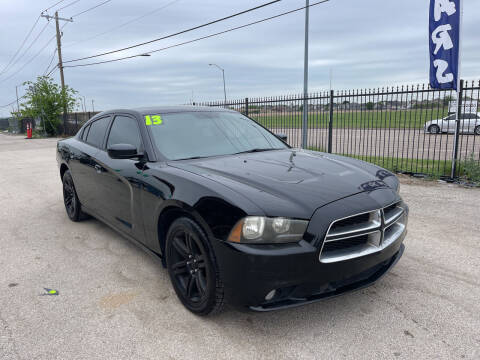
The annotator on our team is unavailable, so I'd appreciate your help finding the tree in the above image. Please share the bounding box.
[14,76,78,135]
[366,102,374,110]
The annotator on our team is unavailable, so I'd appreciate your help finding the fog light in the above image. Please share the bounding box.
[265,290,276,301]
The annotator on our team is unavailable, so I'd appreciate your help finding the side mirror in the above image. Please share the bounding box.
[276,133,288,142]
[107,144,141,159]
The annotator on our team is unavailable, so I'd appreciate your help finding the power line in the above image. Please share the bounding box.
[0,0,69,76]
[0,95,26,109]
[0,19,50,78]
[64,0,283,63]
[0,16,41,76]
[58,0,82,12]
[70,0,112,18]
[46,64,59,77]
[64,0,329,68]
[44,0,68,12]
[0,22,69,85]
[63,0,181,48]
[43,47,58,76]
[0,34,56,84]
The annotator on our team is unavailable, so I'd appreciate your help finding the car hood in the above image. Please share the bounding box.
[167,149,397,219]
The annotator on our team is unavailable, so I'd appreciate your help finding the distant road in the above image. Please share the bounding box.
[273,127,479,162]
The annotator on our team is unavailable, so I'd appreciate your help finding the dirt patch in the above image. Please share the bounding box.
[99,292,138,309]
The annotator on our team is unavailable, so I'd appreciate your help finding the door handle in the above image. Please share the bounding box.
[94,164,102,173]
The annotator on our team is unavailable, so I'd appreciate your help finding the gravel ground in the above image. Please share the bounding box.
[0,134,479,360]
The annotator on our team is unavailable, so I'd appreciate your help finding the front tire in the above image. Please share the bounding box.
[475,126,480,136]
[62,170,84,222]
[428,124,441,134]
[165,217,224,315]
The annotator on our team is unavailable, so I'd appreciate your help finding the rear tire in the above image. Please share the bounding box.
[428,124,441,134]
[475,126,480,135]
[165,217,224,315]
[62,170,86,222]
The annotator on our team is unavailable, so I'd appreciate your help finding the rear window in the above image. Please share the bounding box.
[86,117,110,148]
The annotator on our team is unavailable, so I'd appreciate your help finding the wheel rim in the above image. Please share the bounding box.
[169,229,209,304]
[430,125,439,134]
[475,127,480,135]
[63,176,76,217]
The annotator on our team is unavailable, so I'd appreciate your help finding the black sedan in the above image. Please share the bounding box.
[57,106,408,315]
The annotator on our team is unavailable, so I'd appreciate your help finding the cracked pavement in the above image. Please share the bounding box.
[0,134,479,359]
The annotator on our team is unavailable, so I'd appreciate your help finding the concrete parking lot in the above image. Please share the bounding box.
[1,133,479,360]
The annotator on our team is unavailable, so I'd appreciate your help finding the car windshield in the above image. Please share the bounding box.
[147,111,288,160]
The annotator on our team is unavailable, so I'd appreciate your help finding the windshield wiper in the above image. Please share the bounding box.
[175,148,281,160]
[175,156,209,161]
[233,148,279,155]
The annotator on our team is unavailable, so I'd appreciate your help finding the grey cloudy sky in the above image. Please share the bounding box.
[1,0,479,116]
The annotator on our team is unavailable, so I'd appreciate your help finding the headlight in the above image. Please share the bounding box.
[228,217,308,244]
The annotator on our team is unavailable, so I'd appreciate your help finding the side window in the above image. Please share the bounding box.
[445,115,456,120]
[107,115,142,151]
[86,117,110,148]
[81,124,91,141]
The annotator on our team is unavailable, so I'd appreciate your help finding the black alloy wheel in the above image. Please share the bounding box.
[62,170,82,222]
[166,217,224,315]
[428,124,441,134]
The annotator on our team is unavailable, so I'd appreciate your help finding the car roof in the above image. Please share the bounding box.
[96,105,236,117]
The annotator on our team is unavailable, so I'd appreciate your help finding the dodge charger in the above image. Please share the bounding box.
[57,106,408,315]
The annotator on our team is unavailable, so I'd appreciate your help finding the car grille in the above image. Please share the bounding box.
[319,201,407,263]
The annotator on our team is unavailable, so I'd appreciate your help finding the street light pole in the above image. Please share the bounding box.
[301,0,310,149]
[209,63,227,105]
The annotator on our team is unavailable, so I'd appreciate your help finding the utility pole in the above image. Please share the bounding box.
[15,85,20,113]
[92,99,95,112]
[41,11,72,134]
[301,0,309,149]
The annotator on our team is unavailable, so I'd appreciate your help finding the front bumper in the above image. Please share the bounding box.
[211,188,407,311]
[212,235,405,311]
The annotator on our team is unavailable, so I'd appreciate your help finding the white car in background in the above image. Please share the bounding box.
[425,113,480,135]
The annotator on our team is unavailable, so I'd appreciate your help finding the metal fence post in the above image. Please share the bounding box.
[245,97,249,116]
[451,79,464,178]
[328,89,334,153]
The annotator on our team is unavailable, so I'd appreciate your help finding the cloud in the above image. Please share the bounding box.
[1,0,479,116]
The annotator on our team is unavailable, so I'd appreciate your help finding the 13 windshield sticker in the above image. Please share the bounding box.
[145,115,163,126]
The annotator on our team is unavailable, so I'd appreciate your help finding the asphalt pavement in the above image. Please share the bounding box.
[0,134,479,360]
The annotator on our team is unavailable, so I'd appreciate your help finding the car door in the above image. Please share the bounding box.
[70,116,111,211]
[93,114,145,240]
[461,113,476,133]
[443,114,456,133]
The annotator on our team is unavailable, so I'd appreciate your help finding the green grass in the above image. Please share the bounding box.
[347,154,452,178]
[251,108,449,129]
[307,147,454,177]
